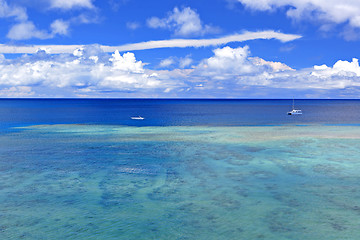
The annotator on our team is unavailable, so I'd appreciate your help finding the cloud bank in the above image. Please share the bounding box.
[0,47,173,97]
[0,45,360,98]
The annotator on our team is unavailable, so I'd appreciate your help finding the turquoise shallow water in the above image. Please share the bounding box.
[1,125,360,239]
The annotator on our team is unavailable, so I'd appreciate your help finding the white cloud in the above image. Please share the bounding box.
[195,46,360,90]
[0,48,178,97]
[51,19,69,35]
[311,58,360,79]
[251,57,294,72]
[236,0,360,29]
[179,56,193,68]
[0,0,27,21]
[7,21,51,40]
[147,7,219,36]
[164,46,360,94]
[1,45,360,97]
[0,31,301,53]
[333,58,360,75]
[273,59,360,90]
[158,56,193,69]
[147,17,166,28]
[196,46,258,79]
[49,0,94,9]
[0,86,34,97]
[103,31,302,51]
[109,51,144,73]
[126,21,140,30]
[159,57,175,68]
[96,51,164,91]
[7,19,70,40]
[0,0,96,41]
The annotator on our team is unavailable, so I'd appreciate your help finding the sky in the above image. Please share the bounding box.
[0,0,360,98]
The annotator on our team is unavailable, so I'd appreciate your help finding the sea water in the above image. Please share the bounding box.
[0,99,360,239]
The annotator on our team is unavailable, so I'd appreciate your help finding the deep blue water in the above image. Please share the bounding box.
[1,99,360,128]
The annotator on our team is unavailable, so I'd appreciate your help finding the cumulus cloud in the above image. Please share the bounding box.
[194,46,360,90]
[196,46,258,79]
[0,47,180,97]
[109,51,144,73]
[98,57,161,90]
[165,46,360,96]
[188,46,289,86]
[147,6,219,36]
[310,58,360,86]
[270,59,360,90]
[0,31,302,53]
[49,0,94,9]
[235,0,360,32]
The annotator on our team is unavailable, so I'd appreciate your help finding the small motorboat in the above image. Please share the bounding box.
[131,116,145,120]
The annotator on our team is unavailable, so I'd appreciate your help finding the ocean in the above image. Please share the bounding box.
[0,99,360,239]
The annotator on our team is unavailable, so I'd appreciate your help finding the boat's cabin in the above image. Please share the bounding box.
[288,109,302,115]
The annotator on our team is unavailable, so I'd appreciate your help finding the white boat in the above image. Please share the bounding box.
[288,109,302,115]
[131,116,145,120]
[287,99,302,115]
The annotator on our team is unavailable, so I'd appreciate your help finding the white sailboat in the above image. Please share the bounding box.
[131,116,145,120]
[287,99,302,115]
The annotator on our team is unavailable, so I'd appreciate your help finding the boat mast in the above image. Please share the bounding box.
[292,98,294,110]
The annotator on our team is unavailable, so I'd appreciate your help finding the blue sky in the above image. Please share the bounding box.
[0,0,360,98]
